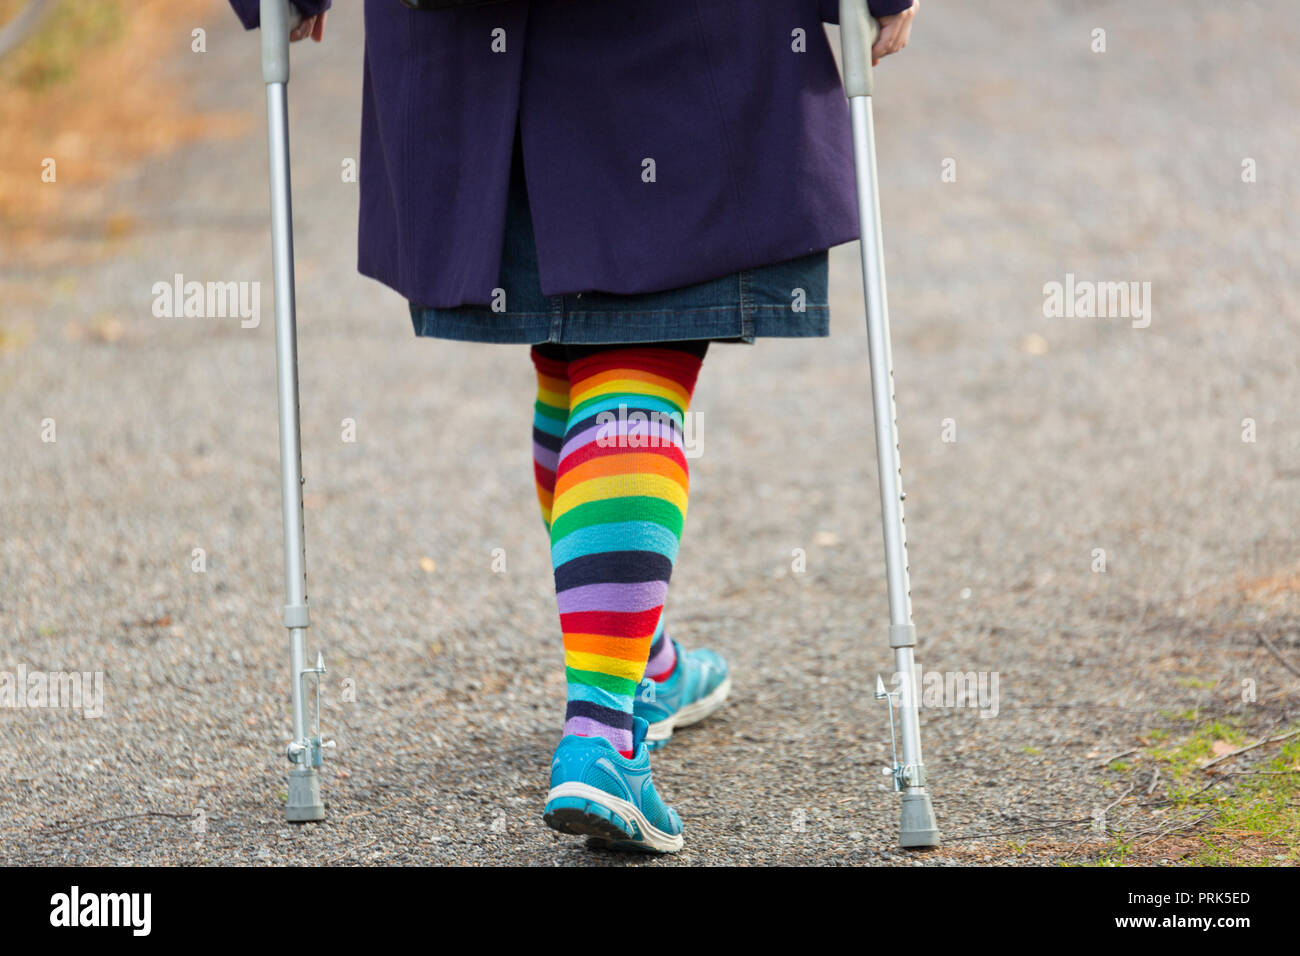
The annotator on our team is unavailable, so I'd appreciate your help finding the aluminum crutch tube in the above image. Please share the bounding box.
[260,0,329,823]
[839,0,940,849]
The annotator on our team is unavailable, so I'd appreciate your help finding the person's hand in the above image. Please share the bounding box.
[290,11,327,43]
[872,1,917,66]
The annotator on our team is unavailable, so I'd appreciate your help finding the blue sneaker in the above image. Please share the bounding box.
[635,641,731,750]
[543,716,684,853]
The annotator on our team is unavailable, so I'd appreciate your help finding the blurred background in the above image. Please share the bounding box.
[1,0,1298,866]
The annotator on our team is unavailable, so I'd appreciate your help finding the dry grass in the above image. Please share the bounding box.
[1239,570,1300,603]
[0,0,249,266]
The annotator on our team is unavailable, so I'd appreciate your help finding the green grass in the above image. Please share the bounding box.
[1094,836,1135,867]
[1091,718,1300,865]
[1183,735,1300,865]
[2,1,124,91]
[1147,717,1246,783]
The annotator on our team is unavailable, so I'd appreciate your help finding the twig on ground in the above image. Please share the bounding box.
[328,838,378,864]
[943,817,1092,842]
[1227,769,1300,776]
[1201,728,1300,770]
[1097,748,1138,768]
[1132,810,1217,849]
[1257,633,1300,680]
[41,810,193,835]
[1101,784,1136,817]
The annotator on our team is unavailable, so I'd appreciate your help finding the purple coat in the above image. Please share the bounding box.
[230,0,913,307]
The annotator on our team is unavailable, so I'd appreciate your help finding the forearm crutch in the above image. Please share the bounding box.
[260,0,333,822]
[839,0,940,848]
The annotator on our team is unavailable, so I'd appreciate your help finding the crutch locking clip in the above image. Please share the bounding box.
[874,674,927,792]
[285,651,334,769]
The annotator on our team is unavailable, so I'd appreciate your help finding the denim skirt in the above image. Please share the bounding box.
[408,133,830,346]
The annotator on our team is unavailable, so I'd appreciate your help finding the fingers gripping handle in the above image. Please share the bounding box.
[261,0,294,84]
[839,0,880,98]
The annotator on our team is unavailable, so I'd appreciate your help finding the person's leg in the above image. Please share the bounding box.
[529,345,570,530]
[549,343,706,755]
[643,616,676,681]
[535,345,681,683]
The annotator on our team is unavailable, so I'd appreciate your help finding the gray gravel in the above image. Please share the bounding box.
[2,0,1298,865]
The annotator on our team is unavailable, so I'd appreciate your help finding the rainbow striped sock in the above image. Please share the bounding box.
[644,616,677,681]
[549,346,704,755]
[532,348,681,712]
[530,350,570,529]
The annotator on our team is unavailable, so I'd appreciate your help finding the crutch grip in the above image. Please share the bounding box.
[261,0,295,85]
[839,0,880,98]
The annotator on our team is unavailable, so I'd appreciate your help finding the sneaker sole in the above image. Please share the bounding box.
[543,782,684,854]
[645,674,732,749]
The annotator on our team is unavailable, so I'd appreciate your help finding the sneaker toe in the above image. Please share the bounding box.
[688,647,729,696]
[667,806,684,834]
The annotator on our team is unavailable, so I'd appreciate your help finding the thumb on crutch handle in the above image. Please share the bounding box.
[838,0,880,98]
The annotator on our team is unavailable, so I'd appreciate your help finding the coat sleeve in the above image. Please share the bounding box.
[228,0,332,30]
[820,0,915,25]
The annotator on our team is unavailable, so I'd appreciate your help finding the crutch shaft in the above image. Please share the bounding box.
[266,51,311,753]
[840,0,939,847]
[850,96,912,633]
[261,0,325,821]
[852,86,926,786]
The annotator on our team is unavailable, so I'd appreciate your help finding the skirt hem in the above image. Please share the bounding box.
[408,304,830,345]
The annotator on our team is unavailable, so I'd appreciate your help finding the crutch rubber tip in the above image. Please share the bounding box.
[285,767,326,822]
[898,792,940,848]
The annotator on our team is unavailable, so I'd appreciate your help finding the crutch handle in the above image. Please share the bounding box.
[839,0,880,98]
[261,0,295,85]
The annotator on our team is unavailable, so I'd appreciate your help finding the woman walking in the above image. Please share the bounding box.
[230,0,918,853]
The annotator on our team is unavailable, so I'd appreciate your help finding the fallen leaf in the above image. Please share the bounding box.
[103,212,135,239]
[89,315,125,343]
[1021,333,1050,355]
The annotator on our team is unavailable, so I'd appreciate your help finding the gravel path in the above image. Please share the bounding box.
[2,0,1298,865]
